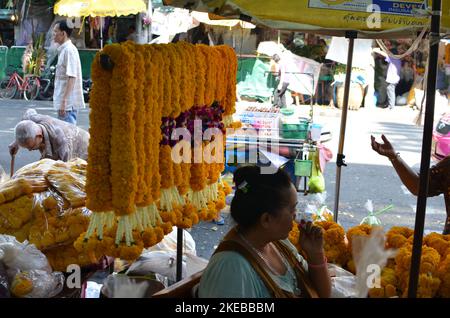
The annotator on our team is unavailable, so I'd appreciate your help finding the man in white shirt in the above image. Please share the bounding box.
[52,20,85,125]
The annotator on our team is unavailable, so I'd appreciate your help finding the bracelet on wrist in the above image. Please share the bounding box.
[307,256,328,268]
[389,152,400,162]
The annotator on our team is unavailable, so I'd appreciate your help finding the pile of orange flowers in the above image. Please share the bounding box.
[287,221,450,298]
[85,41,237,261]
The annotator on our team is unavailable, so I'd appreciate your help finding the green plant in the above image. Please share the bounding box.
[332,63,364,76]
[22,33,46,76]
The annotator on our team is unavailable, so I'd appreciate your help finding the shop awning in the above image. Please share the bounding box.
[164,0,449,38]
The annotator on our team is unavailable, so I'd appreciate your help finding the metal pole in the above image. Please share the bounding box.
[333,31,357,222]
[176,227,183,282]
[408,0,441,298]
[100,17,103,49]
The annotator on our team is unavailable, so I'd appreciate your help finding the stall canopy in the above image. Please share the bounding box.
[165,0,449,36]
[164,0,449,298]
[54,0,146,17]
[54,0,147,48]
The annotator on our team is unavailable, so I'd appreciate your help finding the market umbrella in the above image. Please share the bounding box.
[54,0,147,48]
[163,0,448,297]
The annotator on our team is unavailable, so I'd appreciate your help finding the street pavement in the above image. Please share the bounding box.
[0,99,448,260]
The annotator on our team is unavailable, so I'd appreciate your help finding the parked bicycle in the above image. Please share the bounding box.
[0,67,40,100]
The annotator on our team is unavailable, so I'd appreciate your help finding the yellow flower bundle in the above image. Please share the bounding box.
[401,273,441,298]
[346,224,374,252]
[0,194,33,232]
[288,221,301,251]
[386,226,414,249]
[10,272,34,297]
[438,255,450,297]
[395,245,441,295]
[85,45,113,212]
[314,221,350,266]
[423,232,450,259]
[368,267,399,298]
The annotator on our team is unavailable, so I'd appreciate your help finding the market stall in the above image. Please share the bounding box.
[165,0,449,297]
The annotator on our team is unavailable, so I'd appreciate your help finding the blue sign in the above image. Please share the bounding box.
[373,0,426,16]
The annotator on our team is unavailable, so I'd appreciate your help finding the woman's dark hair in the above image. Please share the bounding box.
[55,20,73,37]
[230,166,293,229]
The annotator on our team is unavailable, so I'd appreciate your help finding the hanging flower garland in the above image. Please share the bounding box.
[83,42,237,261]
[167,44,182,118]
[85,45,114,213]
[193,45,206,106]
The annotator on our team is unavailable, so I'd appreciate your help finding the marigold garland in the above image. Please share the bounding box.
[83,42,237,259]
[85,46,113,212]
[193,45,206,106]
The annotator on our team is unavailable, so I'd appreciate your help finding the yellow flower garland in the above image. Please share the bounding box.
[109,43,137,217]
[193,45,206,106]
[85,47,113,212]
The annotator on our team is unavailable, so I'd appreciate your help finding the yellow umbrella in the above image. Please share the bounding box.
[54,0,146,17]
[54,0,147,47]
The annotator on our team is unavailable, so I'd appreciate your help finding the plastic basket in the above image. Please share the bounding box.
[281,121,309,139]
[294,159,312,177]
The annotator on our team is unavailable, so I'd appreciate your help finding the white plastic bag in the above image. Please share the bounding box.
[126,250,186,283]
[299,192,333,222]
[147,227,196,255]
[360,200,393,226]
[0,235,51,274]
[328,264,358,298]
[10,270,64,298]
[102,274,150,298]
[352,227,397,298]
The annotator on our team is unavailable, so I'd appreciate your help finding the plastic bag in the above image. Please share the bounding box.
[10,269,64,298]
[101,274,164,298]
[308,150,325,193]
[29,190,90,251]
[0,262,10,298]
[0,235,52,273]
[126,250,186,283]
[352,227,397,298]
[0,165,7,185]
[299,192,333,223]
[147,226,196,255]
[45,166,86,208]
[328,263,358,298]
[0,178,47,205]
[360,200,393,226]
[0,194,34,232]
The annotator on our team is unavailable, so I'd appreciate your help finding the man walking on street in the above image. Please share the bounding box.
[373,44,403,109]
[53,20,85,125]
